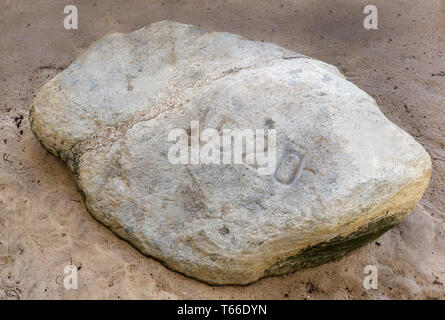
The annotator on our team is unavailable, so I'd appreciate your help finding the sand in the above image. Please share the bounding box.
[0,0,444,300]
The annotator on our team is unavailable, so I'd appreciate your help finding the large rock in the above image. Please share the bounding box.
[30,21,431,285]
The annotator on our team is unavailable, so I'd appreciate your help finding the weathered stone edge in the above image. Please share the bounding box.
[264,212,403,277]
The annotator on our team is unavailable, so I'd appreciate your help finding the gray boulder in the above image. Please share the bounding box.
[30,21,431,285]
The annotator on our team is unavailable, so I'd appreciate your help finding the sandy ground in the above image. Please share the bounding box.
[0,0,444,300]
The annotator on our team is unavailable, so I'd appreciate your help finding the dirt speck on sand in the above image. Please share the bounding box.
[1,0,444,299]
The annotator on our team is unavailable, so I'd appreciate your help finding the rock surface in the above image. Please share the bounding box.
[30,21,431,285]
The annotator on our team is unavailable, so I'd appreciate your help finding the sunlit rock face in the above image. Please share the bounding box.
[30,21,431,285]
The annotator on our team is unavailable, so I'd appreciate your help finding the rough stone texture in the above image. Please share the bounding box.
[29,21,431,285]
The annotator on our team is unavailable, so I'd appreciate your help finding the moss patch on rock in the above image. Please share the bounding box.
[265,213,405,276]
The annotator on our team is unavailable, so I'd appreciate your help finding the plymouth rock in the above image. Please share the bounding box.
[30,21,431,285]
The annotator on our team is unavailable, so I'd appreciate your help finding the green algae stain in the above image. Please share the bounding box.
[264,213,406,276]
